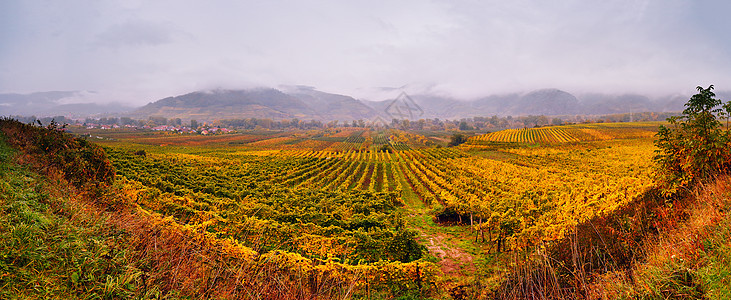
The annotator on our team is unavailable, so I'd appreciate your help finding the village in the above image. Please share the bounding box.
[79,122,235,135]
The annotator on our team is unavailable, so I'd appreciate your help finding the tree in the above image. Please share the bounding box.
[120,117,135,126]
[448,133,467,146]
[458,121,472,131]
[722,101,731,130]
[654,85,731,195]
[148,116,167,126]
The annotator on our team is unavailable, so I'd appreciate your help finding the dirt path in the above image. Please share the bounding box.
[421,229,475,275]
[395,167,476,276]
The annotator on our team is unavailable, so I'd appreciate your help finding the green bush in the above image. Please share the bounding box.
[0,118,115,191]
[654,85,731,195]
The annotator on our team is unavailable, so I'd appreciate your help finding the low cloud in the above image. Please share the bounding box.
[95,19,176,48]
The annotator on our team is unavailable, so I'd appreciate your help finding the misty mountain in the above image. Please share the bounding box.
[364,94,468,120]
[366,89,597,119]
[364,88,692,120]
[5,87,715,123]
[0,91,131,118]
[103,87,705,122]
[280,86,379,121]
[566,92,685,115]
[576,93,653,114]
[128,88,379,122]
[472,89,580,117]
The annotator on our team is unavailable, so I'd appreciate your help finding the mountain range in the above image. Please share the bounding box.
[126,86,380,122]
[0,91,131,118]
[3,87,728,122]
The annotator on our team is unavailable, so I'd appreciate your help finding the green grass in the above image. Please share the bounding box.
[0,138,178,299]
[695,210,731,299]
[639,204,731,299]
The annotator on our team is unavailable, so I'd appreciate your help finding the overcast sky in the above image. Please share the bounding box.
[1,0,730,105]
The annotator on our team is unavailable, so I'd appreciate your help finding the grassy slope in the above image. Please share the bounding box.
[596,178,731,299]
[0,137,175,299]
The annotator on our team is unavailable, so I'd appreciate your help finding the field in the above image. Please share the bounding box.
[61,122,656,295]
[8,116,731,298]
[467,121,660,144]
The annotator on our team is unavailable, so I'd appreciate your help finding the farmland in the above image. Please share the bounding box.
[20,111,731,299]
[59,121,655,295]
[7,109,731,299]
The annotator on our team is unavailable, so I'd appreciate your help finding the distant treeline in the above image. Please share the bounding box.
[6,110,678,131]
[214,118,325,130]
[7,115,75,126]
[385,111,678,131]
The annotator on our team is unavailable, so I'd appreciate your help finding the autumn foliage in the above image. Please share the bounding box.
[0,118,115,190]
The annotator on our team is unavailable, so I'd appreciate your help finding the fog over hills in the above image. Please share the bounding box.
[278,86,380,121]
[126,87,718,122]
[0,91,132,118]
[363,88,696,120]
[128,88,316,121]
[126,87,380,122]
[4,87,730,122]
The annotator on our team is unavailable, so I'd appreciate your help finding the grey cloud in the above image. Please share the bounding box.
[1,0,730,105]
[95,19,176,48]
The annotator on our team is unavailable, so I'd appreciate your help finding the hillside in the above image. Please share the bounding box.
[280,86,380,121]
[127,87,380,122]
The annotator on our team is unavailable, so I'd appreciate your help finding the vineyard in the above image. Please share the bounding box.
[467,121,662,144]
[70,121,656,294]
[106,140,654,253]
[0,119,671,298]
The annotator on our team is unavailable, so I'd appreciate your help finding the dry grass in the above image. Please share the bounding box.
[589,176,731,299]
